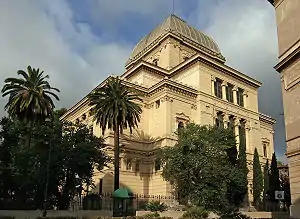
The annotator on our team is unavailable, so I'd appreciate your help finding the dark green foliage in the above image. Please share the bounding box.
[269,153,280,202]
[280,168,291,209]
[146,201,168,212]
[238,123,249,206]
[252,148,263,208]
[1,66,59,122]
[0,113,109,210]
[180,206,209,219]
[88,76,142,191]
[162,123,248,214]
[263,160,270,207]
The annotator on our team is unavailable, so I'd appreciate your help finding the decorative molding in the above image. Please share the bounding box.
[191,104,197,110]
[144,103,154,109]
[175,112,190,122]
[161,95,174,103]
[261,137,270,143]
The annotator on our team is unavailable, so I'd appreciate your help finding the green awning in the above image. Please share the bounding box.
[112,188,134,198]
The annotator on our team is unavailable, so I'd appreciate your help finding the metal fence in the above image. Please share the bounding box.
[70,193,178,211]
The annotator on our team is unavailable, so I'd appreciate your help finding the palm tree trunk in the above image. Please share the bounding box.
[114,125,120,191]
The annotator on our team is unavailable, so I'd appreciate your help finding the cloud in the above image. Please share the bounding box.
[0,0,286,161]
[0,0,131,117]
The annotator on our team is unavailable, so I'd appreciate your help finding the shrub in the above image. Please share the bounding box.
[219,211,250,219]
[146,201,168,212]
[180,206,209,219]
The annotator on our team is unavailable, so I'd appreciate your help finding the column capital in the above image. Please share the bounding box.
[232,85,238,91]
[221,81,227,87]
[211,75,216,81]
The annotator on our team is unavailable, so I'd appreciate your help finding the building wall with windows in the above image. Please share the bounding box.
[268,0,300,216]
[61,15,275,202]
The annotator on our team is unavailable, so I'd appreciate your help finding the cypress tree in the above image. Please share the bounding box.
[263,159,270,210]
[238,123,249,206]
[269,153,280,202]
[252,148,263,209]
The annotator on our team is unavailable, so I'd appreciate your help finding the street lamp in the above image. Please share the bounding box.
[42,118,52,217]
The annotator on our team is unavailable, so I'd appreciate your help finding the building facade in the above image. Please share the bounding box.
[61,15,275,201]
[267,0,300,216]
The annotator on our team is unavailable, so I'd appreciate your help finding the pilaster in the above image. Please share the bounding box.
[234,116,240,147]
[222,82,227,101]
[211,75,216,96]
[233,85,238,104]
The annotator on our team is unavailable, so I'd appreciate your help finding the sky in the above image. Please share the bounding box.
[0,0,286,162]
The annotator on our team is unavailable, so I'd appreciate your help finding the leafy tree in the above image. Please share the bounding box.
[162,123,247,214]
[0,113,109,210]
[269,153,280,202]
[1,66,60,148]
[88,76,142,190]
[252,148,263,208]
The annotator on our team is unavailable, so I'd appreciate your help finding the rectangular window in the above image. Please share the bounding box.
[239,120,246,149]
[237,88,244,107]
[126,158,132,170]
[226,83,234,103]
[155,158,161,171]
[216,112,224,128]
[214,78,222,99]
[99,179,103,194]
[135,159,140,172]
[155,100,160,108]
[263,144,267,157]
[228,115,235,130]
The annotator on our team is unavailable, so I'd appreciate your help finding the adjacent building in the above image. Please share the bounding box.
[267,0,300,216]
[61,15,275,202]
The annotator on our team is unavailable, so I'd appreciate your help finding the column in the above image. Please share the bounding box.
[222,82,227,101]
[211,76,216,96]
[243,92,248,109]
[233,85,238,104]
[234,117,240,148]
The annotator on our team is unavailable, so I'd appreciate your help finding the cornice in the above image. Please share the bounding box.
[274,45,300,72]
[125,53,261,89]
[62,76,198,120]
[187,55,262,88]
[259,112,276,125]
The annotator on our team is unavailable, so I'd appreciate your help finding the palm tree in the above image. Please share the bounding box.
[1,65,60,147]
[88,76,142,190]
